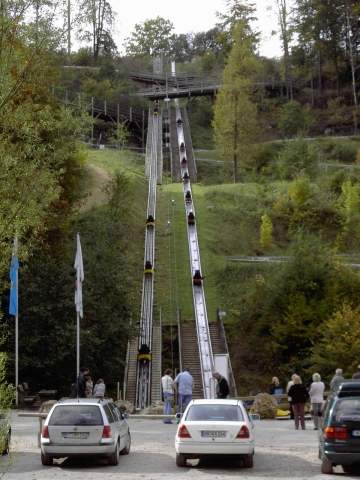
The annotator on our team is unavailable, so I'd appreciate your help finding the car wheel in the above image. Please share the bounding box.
[176,453,187,467]
[108,441,119,466]
[41,452,53,466]
[243,454,254,468]
[120,433,131,455]
[321,456,333,474]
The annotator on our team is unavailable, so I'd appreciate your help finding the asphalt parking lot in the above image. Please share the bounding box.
[0,412,352,479]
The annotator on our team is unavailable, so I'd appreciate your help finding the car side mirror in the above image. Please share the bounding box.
[176,412,182,419]
[122,412,129,420]
[250,413,260,422]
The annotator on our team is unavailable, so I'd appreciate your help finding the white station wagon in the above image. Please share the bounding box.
[40,399,130,466]
[175,399,255,467]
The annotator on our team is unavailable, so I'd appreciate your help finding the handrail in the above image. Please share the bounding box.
[174,102,215,399]
[218,318,238,397]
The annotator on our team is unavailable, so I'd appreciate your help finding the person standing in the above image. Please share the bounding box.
[93,378,106,399]
[174,368,193,414]
[330,368,344,393]
[309,373,325,430]
[213,372,230,399]
[286,373,297,420]
[288,375,309,430]
[352,365,360,379]
[269,376,284,395]
[76,367,89,398]
[161,369,174,424]
[85,375,93,398]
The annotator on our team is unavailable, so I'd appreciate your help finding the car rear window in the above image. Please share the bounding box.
[49,405,103,426]
[333,398,360,423]
[186,404,244,422]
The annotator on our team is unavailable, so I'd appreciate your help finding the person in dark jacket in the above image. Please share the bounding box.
[77,367,89,398]
[213,372,230,399]
[288,375,309,430]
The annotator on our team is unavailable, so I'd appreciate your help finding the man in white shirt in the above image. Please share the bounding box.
[174,368,193,414]
[161,369,174,424]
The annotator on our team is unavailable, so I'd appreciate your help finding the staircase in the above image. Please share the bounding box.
[181,108,197,182]
[125,337,139,404]
[209,322,227,355]
[170,107,181,181]
[180,322,204,399]
[209,321,238,397]
[151,321,162,402]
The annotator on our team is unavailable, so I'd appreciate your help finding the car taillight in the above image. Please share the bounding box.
[236,425,250,439]
[178,424,191,438]
[324,426,348,440]
[42,426,49,438]
[102,425,112,438]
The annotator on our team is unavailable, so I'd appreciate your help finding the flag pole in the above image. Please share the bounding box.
[74,233,84,384]
[14,237,19,408]
[76,311,80,379]
[8,237,19,407]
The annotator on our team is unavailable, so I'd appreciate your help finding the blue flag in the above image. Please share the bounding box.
[9,255,19,316]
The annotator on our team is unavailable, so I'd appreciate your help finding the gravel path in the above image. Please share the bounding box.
[0,413,350,479]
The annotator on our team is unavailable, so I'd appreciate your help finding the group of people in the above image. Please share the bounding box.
[161,368,230,423]
[269,366,360,431]
[75,367,106,399]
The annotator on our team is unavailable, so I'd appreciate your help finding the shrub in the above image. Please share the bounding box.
[251,393,277,419]
[276,138,318,179]
[0,352,15,454]
[277,101,313,138]
[260,213,273,249]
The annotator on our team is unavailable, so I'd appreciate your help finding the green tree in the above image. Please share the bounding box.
[213,21,259,182]
[277,101,313,137]
[260,214,273,249]
[125,17,174,57]
[217,0,259,50]
[312,303,360,377]
[276,137,317,178]
[77,0,116,59]
[337,180,360,248]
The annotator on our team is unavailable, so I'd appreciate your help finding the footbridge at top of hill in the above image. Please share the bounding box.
[130,72,291,100]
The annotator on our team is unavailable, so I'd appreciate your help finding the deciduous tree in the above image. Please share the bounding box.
[213,21,259,182]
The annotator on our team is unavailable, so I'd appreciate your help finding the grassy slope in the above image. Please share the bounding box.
[83,148,147,324]
[156,183,194,325]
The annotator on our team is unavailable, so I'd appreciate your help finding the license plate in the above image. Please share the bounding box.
[62,432,89,439]
[201,430,226,438]
[352,430,360,437]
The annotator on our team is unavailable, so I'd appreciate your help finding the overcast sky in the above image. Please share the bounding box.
[109,0,283,58]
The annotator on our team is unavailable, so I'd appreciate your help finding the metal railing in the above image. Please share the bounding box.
[174,102,215,399]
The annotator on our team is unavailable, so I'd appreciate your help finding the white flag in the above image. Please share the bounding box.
[74,233,84,318]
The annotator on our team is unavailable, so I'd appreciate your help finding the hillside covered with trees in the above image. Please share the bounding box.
[0,0,359,400]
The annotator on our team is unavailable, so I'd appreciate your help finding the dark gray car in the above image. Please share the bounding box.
[319,381,360,474]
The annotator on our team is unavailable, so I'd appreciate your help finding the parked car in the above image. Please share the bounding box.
[175,399,255,468]
[40,399,131,466]
[0,413,11,455]
[319,381,360,474]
